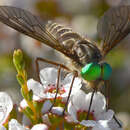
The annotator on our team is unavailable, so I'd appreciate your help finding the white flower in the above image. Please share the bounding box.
[67,90,123,130]
[27,67,82,101]
[68,90,106,116]
[0,92,13,125]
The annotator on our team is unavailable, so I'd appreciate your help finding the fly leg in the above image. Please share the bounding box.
[62,70,78,115]
[86,88,96,120]
[35,57,72,113]
[35,57,71,82]
[104,80,122,128]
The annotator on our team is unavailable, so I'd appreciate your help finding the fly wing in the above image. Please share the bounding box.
[0,6,79,58]
[97,5,130,57]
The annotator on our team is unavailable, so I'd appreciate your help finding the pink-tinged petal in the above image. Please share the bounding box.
[40,68,58,85]
[41,100,52,114]
[31,124,48,130]
[0,92,13,124]
[9,119,29,130]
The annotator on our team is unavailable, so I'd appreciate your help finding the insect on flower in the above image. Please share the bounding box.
[0,6,129,126]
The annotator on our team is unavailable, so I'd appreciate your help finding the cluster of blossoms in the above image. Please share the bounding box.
[0,50,123,130]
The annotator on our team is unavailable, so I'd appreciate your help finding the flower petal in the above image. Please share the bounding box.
[95,109,114,121]
[22,115,31,127]
[42,100,52,114]
[67,101,78,122]
[42,114,51,126]
[20,99,28,109]
[71,89,87,111]
[107,118,123,130]
[0,92,13,124]
[63,73,82,95]
[27,79,45,98]
[9,119,29,130]
[80,120,111,130]
[51,107,64,116]
[80,120,97,127]
[92,120,111,130]
[31,124,48,130]
[85,92,106,114]
[40,68,58,85]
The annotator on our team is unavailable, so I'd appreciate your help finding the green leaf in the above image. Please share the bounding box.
[27,90,33,101]
[16,74,25,86]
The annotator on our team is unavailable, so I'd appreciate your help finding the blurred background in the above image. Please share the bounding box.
[0,0,130,129]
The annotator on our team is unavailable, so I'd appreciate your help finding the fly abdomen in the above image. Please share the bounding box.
[46,21,82,49]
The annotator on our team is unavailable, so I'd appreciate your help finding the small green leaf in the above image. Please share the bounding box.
[28,90,33,101]
[25,107,34,116]
[16,74,25,86]
[21,88,27,99]
[33,101,43,112]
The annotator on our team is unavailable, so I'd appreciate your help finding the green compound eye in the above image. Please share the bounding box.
[101,63,112,80]
[81,62,101,81]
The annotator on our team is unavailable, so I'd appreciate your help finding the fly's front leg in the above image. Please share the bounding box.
[35,57,72,114]
[49,65,61,112]
[35,57,71,82]
[104,80,122,128]
[104,80,110,110]
[62,70,78,115]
